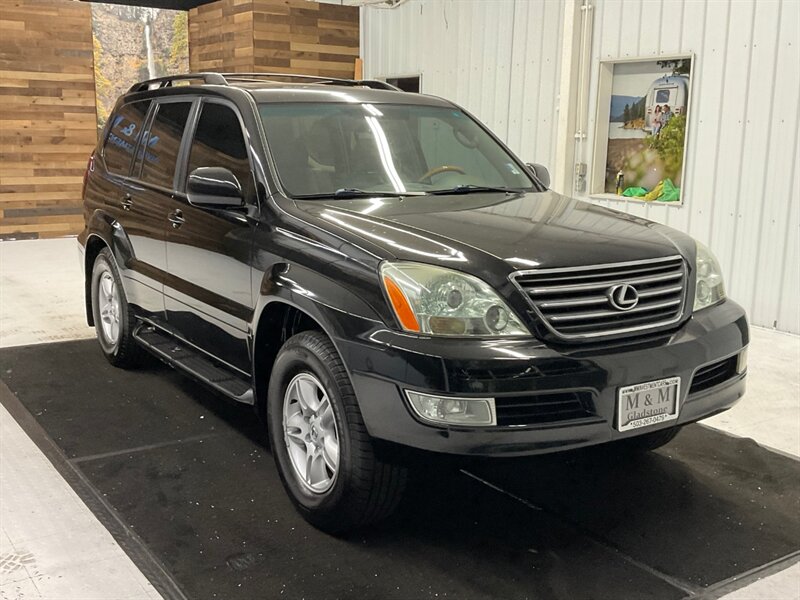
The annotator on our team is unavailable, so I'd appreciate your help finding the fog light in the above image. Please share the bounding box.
[737,348,748,374]
[405,391,496,426]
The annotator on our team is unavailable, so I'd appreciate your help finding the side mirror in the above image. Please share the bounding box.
[526,163,550,189]
[186,167,244,208]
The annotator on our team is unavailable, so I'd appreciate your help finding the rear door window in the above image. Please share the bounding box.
[139,101,193,189]
[103,101,150,175]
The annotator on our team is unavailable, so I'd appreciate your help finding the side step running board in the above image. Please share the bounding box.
[134,325,254,405]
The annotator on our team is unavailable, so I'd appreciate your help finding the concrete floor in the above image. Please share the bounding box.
[1,237,798,599]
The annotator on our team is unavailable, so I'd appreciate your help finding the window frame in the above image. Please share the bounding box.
[176,96,257,204]
[132,96,198,193]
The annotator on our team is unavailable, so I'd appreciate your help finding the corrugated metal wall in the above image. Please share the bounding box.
[583,0,799,334]
[362,0,567,171]
[362,0,799,334]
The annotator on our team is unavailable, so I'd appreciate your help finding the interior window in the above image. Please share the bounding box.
[186,102,253,199]
[103,101,150,175]
[139,101,192,189]
[386,76,420,93]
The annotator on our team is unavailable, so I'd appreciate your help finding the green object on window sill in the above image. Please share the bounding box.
[657,178,681,202]
[622,186,648,197]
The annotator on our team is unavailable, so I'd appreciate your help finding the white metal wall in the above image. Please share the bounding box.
[362,0,800,334]
[362,0,567,171]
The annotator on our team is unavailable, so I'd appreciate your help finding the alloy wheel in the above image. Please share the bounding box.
[282,372,340,494]
[98,271,121,346]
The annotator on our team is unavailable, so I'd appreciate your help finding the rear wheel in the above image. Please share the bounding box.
[90,248,143,368]
[267,331,407,534]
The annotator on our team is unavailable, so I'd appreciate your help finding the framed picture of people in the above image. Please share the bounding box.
[590,54,694,206]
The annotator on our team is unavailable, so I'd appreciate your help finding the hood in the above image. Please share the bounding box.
[290,191,694,279]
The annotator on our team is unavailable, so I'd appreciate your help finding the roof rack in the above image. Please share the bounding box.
[220,72,401,91]
[127,72,401,94]
[127,73,228,93]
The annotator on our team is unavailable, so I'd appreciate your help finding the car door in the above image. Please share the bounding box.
[97,99,168,317]
[124,97,195,322]
[164,98,257,374]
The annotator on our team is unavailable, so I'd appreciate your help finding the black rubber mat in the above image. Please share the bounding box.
[2,339,798,600]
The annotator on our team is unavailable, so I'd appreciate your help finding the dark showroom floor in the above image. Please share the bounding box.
[1,339,798,600]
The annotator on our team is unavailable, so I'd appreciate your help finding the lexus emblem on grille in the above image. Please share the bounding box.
[607,284,639,311]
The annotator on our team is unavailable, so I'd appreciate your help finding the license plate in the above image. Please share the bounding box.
[617,377,681,432]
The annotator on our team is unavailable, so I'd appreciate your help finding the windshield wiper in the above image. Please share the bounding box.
[429,184,523,195]
[295,188,424,200]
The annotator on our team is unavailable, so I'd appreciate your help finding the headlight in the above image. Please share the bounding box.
[694,241,726,311]
[380,262,529,336]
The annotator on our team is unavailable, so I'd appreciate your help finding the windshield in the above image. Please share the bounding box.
[258,102,535,197]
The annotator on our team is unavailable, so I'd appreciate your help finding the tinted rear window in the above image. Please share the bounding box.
[103,101,150,175]
[140,101,192,189]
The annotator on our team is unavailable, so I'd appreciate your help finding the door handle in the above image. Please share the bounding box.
[121,194,133,211]
[168,209,185,229]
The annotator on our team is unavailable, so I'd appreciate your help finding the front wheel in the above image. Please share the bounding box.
[267,331,407,534]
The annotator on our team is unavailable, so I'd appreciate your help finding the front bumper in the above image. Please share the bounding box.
[334,299,748,457]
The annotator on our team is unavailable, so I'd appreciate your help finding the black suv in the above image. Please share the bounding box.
[79,73,748,533]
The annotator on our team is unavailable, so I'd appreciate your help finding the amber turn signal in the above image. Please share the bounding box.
[383,275,420,332]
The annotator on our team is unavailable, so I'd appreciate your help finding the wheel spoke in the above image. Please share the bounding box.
[308,452,328,487]
[287,443,308,481]
[290,379,310,415]
[304,453,315,485]
[322,436,338,472]
[286,409,307,431]
[297,378,321,413]
[318,396,335,431]
[285,411,308,447]
[101,274,113,299]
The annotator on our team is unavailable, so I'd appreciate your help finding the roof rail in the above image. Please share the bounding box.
[127,73,228,94]
[219,72,401,91]
[127,72,402,94]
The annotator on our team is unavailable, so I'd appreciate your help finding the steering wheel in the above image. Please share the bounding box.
[417,165,466,182]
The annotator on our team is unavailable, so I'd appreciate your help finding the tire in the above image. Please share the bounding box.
[613,425,683,453]
[267,331,407,534]
[90,247,144,369]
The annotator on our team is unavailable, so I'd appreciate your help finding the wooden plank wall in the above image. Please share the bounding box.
[252,0,359,78]
[0,0,97,239]
[188,0,255,73]
[189,0,359,78]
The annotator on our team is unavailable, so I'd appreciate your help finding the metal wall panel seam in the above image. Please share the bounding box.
[740,0,781,314]
[725,3,758,294]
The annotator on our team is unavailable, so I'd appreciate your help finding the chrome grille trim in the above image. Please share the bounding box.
[526,271,683,295]
[510,255,688,340]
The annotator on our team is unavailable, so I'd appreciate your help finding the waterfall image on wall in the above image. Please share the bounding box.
[91,4,188,133]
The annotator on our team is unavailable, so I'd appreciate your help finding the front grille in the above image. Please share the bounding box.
[689,356,738,394]
[511,255,687,340]
[494,392,595,427]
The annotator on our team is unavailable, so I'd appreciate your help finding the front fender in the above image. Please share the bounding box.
[254,261,386,342]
